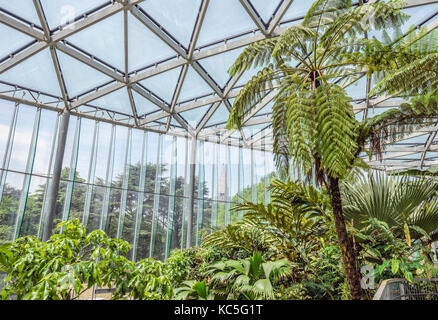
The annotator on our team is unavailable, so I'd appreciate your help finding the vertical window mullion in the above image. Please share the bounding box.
[14,108,41,239]
[238,144,244,220]
[251,146,256,203]
[100,125,116,231]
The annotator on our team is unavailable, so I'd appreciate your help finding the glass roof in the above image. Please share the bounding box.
[0,0,437,171]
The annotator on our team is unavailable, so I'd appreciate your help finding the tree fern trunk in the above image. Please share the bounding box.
[328,175,363,300]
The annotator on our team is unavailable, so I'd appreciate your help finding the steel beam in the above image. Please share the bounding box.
[71,82,125,108]
[188,0,210,59]
[52,3,125,42]
[0,11,45,40]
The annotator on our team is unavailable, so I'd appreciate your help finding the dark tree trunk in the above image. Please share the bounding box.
[328,175,363,300]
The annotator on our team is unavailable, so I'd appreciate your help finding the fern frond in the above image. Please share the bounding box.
[272,24,317,67]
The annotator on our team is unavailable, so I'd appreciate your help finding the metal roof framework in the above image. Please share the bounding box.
[0,0,438,169]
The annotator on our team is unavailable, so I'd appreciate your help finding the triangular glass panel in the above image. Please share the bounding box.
[0,48,61,96]
[231,131,242,139]
[354,111,364,121]
[40,0,109,30]
[180,104,211,128]
[170,117,182,128]
[88,88,132,115]
[139,0,201,48]
[57,50,113,98]
[397,134,429,145]
[67,12,124,71]
[249,0,282,24]
[131,89,162,116]
[128,11,176,72]
[0,0,42,27]
[0,23,34,59]
[205,103,229,127]
[177,66,214,102]
[198,48,243,88]
[196,0,257,47]
[139,67,181,104]
[281,0,313,22]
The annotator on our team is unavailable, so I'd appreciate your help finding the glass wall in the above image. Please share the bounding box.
[0,99,276,260]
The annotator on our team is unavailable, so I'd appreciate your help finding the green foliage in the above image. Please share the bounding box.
[204,252,292,300]
[352,218,438,287]
[224,179,332,262]
[174,280,215,300]
[0,219,172,300]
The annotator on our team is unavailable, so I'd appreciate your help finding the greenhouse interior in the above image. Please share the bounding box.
[0,0,438,301]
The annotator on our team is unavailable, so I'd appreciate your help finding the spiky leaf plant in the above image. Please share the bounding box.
[342,172,438,242]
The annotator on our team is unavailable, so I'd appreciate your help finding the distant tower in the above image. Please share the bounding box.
[218,164,226,201]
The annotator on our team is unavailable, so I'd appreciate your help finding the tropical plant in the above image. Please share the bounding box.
[174,280,215,300]
[342,172,438,243]
[226,0,438,299]
[201,219,282,258]
[0,219,173,300]
[205,252,292,300]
